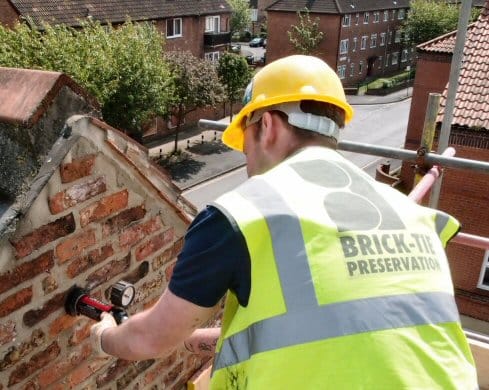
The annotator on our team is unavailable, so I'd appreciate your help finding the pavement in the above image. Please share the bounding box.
[146,87,413,191]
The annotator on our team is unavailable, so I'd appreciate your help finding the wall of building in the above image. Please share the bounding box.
[0,120,209,388]
[0,0,19,27]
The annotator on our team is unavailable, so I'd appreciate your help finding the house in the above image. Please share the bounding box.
[249,0,276,36]
[399,1,489,331]
[266,0,411,86]
[0,0,232,62]
[0,67,211,389]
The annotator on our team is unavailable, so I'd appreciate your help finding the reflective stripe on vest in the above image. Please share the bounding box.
[213,175,460,371]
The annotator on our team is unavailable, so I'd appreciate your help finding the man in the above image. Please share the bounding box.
[92,55,478,389]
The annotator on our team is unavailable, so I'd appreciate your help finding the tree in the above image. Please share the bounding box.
[228,0,252,36]
[287,8,324,55]
[217,52,252,121]
[402,0,480,46]
[164,51,224,153]
[0,20,173,139]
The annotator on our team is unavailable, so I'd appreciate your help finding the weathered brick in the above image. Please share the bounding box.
[42,275,58,295]
[60,154,96,183]
[96,359,131,388]
[152,247,174,271]
[80,190,129,227]
[144,352,177,385]
[10,214,75,258]
[66,244,114,278]
[0,329,45,371]
[86,254,131,289]
[0,320,16,346]
[135,228,174,261]
[49,314,78,336]
[116,360,154,390]
[118,216,162,248]
[49,176,107,214]
[133,274,164,305]
[164,261,177,283]
[102,205,147,237]
[0,250,54,295]
[37,343,91,387]
[0,287,32,317]
[69,320,91,346]
[23,291,65,327]
[67,357,108,387]
[56,229,96,264]
[8,342,60,386]
[163,361,184,387]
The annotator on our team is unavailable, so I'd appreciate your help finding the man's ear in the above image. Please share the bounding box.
[260,111,277,148]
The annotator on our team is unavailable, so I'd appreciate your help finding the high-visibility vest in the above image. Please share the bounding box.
[210,147,478,389]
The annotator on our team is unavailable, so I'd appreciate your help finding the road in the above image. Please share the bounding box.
[183,98,411,210]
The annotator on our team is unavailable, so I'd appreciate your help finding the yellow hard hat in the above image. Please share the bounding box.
[222,55,354,151]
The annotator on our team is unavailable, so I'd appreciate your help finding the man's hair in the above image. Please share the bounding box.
[273,100,345,148]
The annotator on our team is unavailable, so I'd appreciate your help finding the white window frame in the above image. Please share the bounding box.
[338,65,347,79]
[370,33,377,48]
[350,62,355,76]
[363,12,370,24]
[380,32,386,46]
[355,13,360,25]
[478,251,489,291]
[395,30,401,43]
[388,31,393,45]
[166,18,182,38]
[204,51,220,62]
[342,14,351,27]
[398,9,405,20]
[392,52,399,65]
[205,16,220,33]
[401,49,408,62]
[359,61,364,74]
[384,10,389,22]
[352,37,357,52]
[361,35,367,50]
[392,10,396,20]
[373,11,380,23]
[378,56,383,69]
[340,39,349,54]
[385,53,390,67]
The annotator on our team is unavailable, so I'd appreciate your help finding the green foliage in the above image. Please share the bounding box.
[0,19,173,137]
[402,0,480,46]
[227,0,252,35]
[287,8,324,55]
[164,51,224,152]
[217,52,252,120]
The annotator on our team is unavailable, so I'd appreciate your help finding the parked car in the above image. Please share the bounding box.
[249,37,265,47]
[230,44,241,54]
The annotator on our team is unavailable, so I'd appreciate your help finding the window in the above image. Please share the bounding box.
[355,13,360,25]
[340,39,349,54]
[395,30,401,43]
[359,61,364,74]
[205,51,220,62]
[378,56,383,68]
[350,63,355,76]
[392,52,399,65]
[342,14,351,27]
[398,9,405,20]
[352,37,357,52]
[380,32,386,46]
[166,18,182,38]
[388,31,393,45]
[363,12,369,24]
[478,251,489,291]
[338,65,347,79]
[205,16,220,33]
[370,33,377,48]
[373,11,380,23]
[392,10,396,20]
[385,54,390,67]
[361,36,367,50]
[401,49,408,62]
[384,10,389,21]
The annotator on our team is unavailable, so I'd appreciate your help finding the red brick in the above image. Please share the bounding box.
[0,320,16,346]
[0,329,45,371]
[119,216,163,248]
[42,275,58,295]
[163,361,184,387]
[66,244,114,278]
[60,154,96,183]
[96,359,131,388]
[165,261,177,282]
[67,357,108,387]
[102,205,146,237]
[56,229,96,264]
[23,291,65,327]
[10,214,75,258]
[135,228,174,261]
[69,321,91,346]
[8,342,60,386]
[0,287,32,317]
[49,314,79,336]
[144,352,177,385]
[80,190,129,227]
[86,254,131,289]
[152,247,174,271]
[0,250,54,295]
[49,176,107,214]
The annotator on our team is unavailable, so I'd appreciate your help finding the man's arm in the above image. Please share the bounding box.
[184,327,221,357]
[99,288,218,360]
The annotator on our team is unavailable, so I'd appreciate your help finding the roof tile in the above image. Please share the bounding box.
[267,0,409,14]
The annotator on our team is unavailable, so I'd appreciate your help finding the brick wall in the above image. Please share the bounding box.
[0,0,19,27]
[0,128,208,388]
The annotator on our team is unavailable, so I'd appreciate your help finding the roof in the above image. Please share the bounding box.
[8,0,232,26]
[436,2,489,130]
[267,0,409,14]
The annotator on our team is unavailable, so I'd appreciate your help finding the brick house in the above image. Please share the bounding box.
[400,2,489,330]
[266,0,412,86]
[0,67,213,388]
[249,0,276,36]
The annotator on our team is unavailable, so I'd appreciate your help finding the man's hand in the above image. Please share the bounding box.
[90,312,117,358]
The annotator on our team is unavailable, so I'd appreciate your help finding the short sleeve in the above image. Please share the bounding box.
[168,206,251,307]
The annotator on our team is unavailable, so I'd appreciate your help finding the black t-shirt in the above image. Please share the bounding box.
[168,206,251,307]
